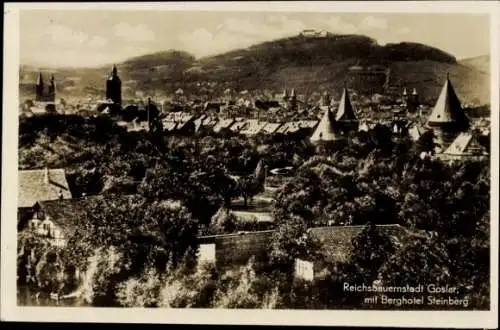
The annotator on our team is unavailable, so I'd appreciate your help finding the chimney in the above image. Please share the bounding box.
[44,166,49,184]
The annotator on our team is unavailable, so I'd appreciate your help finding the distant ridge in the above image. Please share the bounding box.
[459,55,490,74]
[19,33,490,105]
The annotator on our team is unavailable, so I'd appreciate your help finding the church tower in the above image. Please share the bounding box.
[320,91,331,107]
[426,73,470,150]
[48,74,56,102]
[35,72,44,102]
[290,88,297,111]
[334,85,359,133]
[106,64,122,105]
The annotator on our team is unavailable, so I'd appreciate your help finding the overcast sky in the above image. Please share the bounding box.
[20,10,490,68]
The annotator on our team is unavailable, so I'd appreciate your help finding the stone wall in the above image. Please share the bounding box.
[198,230,274,270]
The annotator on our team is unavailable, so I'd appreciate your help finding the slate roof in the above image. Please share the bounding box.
[276,121,318,135]
[442,132,488,156]
[310,108,341,143]
[408,124,428,141]
[239,119,268,136]
[335,88,358,122]
[427,76,469,129]
[261,122,282,134]
[229,120,248,133]
[213,119,235,133]
[18,168,72,208]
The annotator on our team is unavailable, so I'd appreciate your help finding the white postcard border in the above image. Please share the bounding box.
[2,1,499,328]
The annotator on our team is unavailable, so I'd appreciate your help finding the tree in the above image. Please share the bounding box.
[63,195,198,277]
[269,215,322,273]
[416,130,437,155]
[237,175,263,207]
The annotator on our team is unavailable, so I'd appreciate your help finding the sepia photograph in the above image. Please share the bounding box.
[1,1,498,328]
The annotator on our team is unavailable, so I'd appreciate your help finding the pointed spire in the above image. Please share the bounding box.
[412,88,418,96]
[403,87,408,96]
[330,96,335,107]
[112,64,118,77]
[310,108,340,143]
[282,88,288,99]
[427,76,469,129]
[320,90,331,107]
[36,72,44,86]
[335,87,358,122]
[290,88,296,99]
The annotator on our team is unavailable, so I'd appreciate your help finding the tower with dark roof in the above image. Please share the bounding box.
[106,65,122,105]
[282,88,289,102]
[48,74,56,102]
[290,88,297,111]
[320,91,331,107]
[334,86,359,133]
[310,107,342,144]
[426,74,470,149]
[35,72,44,102]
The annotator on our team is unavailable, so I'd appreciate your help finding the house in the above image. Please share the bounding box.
[239,119,268,136]
[22,195,143,247]
[261,122,282,134]
[229,119,248,133]
[18,168,72,227]
[162,112,195,134]
[213,118,235,133]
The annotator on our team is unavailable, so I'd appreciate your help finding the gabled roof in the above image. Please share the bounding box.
[213,118,235,133]
[310,108,341,143]
[36,72,44,86]
[19,168,72,208]
[335,88,358,122]
[229,120,247,132]
[427,76,469,128]
[194,114,207,132]
[261,122,282,134]
[33,195,143,237]
[239,119,268,136]
[443,132,488,156]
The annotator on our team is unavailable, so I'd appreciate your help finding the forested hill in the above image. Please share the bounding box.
[19,33,489,104]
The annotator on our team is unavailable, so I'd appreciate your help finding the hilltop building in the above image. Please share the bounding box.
[106,65,122,105]
[299,29,329,38]
[426,74,470,150]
